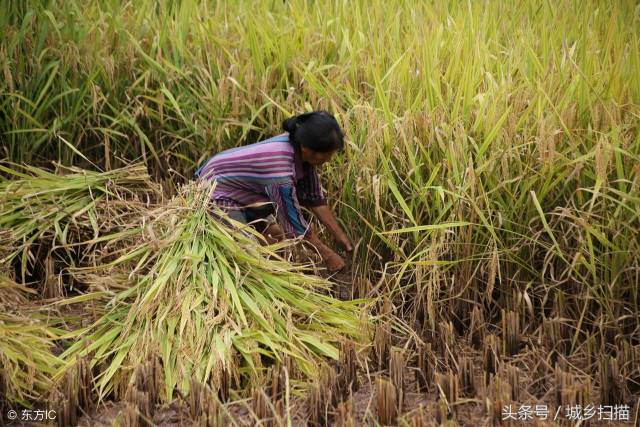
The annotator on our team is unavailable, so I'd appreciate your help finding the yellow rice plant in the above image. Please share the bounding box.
[58,181,367,402]
[0,276,64,407]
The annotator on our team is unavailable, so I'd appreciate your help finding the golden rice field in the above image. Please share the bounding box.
[1,0,639,425]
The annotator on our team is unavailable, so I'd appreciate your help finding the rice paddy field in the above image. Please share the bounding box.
[1,0,639,425]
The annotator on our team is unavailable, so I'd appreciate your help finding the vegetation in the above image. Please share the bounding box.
[1,0,638,424]
[59,182,365,402]
[0,276,63,407]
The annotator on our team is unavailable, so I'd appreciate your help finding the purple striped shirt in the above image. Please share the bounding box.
[195,133,327,237]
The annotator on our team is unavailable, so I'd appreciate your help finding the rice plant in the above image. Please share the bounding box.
[0,276,64,407]
[0,162,159,281]
[1,0,639,422]
[59,182,366,402]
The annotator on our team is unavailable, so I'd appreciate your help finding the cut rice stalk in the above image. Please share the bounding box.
[59,181,367,402]
[0,276,64,407]
[0,162,160,280]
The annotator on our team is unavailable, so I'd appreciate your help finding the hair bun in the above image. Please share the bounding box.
[281,110,344,152]
[282,116,298,134]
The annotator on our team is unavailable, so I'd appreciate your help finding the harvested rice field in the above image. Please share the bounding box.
[1,1,639,426]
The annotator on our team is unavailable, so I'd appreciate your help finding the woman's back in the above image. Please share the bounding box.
[196,133,302,206]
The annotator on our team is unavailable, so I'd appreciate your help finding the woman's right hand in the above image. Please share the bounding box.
[338,235,353,252]
[325,252,346,272]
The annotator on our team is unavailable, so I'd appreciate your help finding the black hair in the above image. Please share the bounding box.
[282,110,344,153]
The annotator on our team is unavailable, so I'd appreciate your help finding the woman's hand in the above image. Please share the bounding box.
[338,235,353,252]
[304,225,347,272]
[325,251,346,272]
[310,205,353,252]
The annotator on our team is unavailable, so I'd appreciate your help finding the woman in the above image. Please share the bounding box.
[195,110,353,272]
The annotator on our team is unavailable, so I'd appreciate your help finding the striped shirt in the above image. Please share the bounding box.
[195,133,327,237]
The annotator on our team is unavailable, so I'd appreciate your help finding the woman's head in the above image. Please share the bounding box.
[283,110,344,166]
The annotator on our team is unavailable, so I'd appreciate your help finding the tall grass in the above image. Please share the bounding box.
[1,0,639,408]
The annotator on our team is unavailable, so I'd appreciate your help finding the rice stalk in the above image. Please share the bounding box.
[0,276,64,407]
[0,162,160,281]
[58,181,367,402]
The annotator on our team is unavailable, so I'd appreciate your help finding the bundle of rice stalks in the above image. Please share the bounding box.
[59,182,366,402]
[0,274,30,309]
[0,276,64,407]
[0,162,160,279]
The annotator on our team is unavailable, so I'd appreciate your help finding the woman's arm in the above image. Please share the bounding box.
[309,204,353,252]
[297,163,352,252]
[265,181,346,271]
[265,182,309,238]
[303,225,345,272]
[295,163,350,268]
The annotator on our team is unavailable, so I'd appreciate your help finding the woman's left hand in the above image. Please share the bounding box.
[325,252,346,272]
